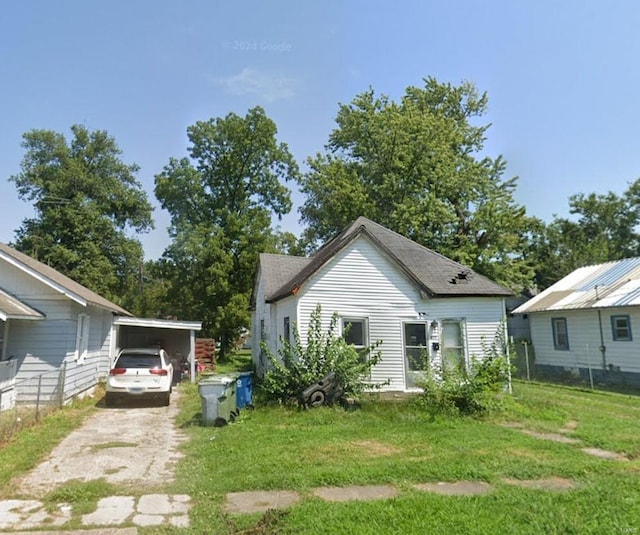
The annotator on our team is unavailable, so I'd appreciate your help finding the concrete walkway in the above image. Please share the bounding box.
[0,494,190,531]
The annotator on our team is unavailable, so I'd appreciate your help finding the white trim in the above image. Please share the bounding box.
[113,316,202,331]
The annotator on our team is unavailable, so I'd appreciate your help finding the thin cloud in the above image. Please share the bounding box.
[215,67,297,102]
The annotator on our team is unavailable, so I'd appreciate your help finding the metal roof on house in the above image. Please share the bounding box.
[262,217,512,303]
[513,257,640,314]
[0,287,45,321]
[0,243,132,316]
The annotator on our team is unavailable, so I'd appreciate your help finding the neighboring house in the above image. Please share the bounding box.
[251,217,512,392]
[0,243,201,410]
[513,257,640,386]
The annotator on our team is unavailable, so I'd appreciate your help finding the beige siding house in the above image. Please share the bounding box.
[252,217,512,392]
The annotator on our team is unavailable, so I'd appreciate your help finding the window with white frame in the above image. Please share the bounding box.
[611,315,632,341]
[342,317,368,362]
[75,314,90,364]
[551,317,569,350]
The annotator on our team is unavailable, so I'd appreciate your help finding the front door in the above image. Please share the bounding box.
[404,322,428,388]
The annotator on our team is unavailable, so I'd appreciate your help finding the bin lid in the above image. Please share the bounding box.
[199,374,236,386]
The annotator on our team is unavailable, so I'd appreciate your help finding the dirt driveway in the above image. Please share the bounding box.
[15,390,187,498]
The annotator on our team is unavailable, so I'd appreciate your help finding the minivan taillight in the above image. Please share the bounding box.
[109,368,127,375]
[150,368,168,376]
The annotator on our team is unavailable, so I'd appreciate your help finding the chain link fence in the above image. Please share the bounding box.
[0,363,67,444]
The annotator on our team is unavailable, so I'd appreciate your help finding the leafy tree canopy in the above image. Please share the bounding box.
[154,106,300,356]
[526,179,640,289]
[10,125,153,304]
[297,77,536,291]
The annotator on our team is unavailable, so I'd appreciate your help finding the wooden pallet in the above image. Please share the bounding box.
[195,338,216,371]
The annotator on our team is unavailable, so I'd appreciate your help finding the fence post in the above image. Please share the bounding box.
[58,361,67,408]
[523,340,530,381]
[35,374,42,421]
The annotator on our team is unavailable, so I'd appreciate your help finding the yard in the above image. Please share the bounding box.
[168,379,640,534]
[2,375,640,534]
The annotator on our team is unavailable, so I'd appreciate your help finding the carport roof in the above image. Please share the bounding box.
[0,287,45,321]
[114,317,202,330]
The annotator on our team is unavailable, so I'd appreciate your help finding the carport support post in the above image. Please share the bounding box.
[190,329,196,383]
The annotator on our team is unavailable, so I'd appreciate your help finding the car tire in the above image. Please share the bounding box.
[161,392,171,406]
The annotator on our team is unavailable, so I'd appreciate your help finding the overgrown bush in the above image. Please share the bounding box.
[417,337,513,417]
[260,304,382,404]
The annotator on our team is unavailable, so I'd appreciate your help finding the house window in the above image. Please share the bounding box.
[342,318,367,347]
[611,315,632,341]
[552,317,569,350]
[283,317,291,344]
[75,314,90,364]
[342,318,368,362]
[442,320,466,369]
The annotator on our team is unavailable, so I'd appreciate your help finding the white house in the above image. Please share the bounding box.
[252,217,512,392]
[0,243,201,409]
[513,257,640,386]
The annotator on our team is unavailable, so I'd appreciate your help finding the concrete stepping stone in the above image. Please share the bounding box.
[0,499,71,530]
[521,430,581,444]
[82,496,135,526]
[413,481,493,496]
[581,447,628,461]
[224,490,301,514]
[313,485,398,502]
[502,477,577,491]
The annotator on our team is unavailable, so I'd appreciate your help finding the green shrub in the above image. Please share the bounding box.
[417,342,512,417]
[260,304,383,404]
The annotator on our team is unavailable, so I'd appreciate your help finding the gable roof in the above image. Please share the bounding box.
[263,217,511,303]
[0,243,132,316]
[514,257,640,314]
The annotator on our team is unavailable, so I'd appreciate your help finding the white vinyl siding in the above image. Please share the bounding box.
[292,235,505,391]
[529,308,640,374]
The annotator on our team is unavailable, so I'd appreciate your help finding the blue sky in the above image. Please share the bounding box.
[2,1,640,260]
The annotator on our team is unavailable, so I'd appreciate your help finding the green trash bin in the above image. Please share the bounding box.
[198,375,238,426]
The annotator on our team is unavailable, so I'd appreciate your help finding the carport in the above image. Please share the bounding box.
[113,317,202,382]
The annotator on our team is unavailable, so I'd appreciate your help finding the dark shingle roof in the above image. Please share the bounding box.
[259,253,312,301]
[263,217,511,303]
[0,243,132,316]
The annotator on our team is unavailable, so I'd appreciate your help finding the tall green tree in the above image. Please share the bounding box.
[527,180,640,289]
[10,125,153,304]
[155,106,299,356]
[298,77,536,290]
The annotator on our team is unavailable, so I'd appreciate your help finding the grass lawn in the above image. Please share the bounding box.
[2,363,640,534]
[169,378,640,535]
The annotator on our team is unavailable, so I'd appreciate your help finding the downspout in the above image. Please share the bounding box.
[597,310,607,371]
[2,320,8,361]
[595,285,606,370]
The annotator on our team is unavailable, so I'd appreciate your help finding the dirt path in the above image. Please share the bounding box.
[15,390,187,498]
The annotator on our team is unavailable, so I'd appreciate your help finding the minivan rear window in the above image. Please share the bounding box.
[116,354,162,369]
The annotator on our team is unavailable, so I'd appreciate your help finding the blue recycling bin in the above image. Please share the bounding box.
[236,372,253,409]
